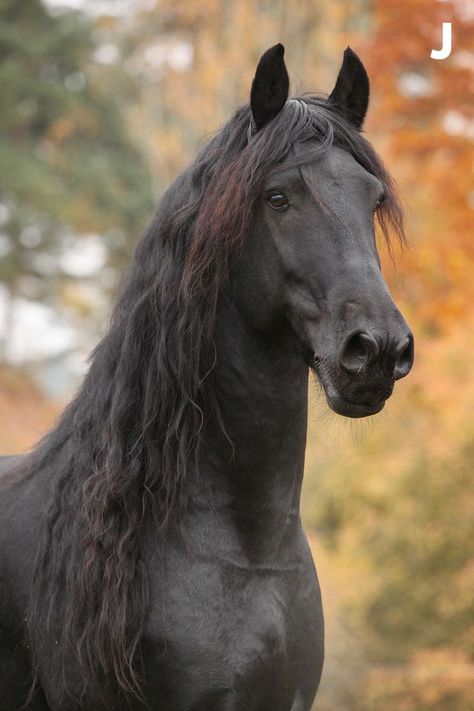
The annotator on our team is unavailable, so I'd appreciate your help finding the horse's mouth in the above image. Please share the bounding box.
[312,359,390,418]
[323,389,386,418]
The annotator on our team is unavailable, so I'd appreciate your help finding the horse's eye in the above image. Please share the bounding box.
[268,193,289,211]
[375,194,386,211]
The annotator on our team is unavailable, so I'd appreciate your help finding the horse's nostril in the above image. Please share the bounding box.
[394,334,414,380]
[340,331,379,374]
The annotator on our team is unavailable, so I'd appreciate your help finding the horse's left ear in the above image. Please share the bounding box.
[250,43,289,132]
[328,47,369,130]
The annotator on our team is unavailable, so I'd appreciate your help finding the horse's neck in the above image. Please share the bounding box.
[188,293,309,558]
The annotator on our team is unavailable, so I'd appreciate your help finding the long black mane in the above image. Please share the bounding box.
[26,95,404,704]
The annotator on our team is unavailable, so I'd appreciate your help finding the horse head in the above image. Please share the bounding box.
[232,44,414,417]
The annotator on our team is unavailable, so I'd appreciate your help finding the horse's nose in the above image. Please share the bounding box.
[339,331,380,374]
[393,332,414,380]
[339,330,414,378]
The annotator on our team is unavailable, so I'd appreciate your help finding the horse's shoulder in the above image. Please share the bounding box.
[0,455,45,603]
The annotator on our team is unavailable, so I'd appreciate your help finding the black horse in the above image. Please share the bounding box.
[0,45,413,710]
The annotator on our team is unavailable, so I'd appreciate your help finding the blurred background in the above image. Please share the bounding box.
[0,0,473,708]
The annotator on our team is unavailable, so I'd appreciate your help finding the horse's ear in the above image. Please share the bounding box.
[328,47,369,130]
[250,43,289,132]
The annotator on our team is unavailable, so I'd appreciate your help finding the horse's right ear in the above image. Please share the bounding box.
[250,44,289,132]
[328,47,370,130]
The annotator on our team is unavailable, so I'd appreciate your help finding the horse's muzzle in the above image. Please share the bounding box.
[313,327,414,418]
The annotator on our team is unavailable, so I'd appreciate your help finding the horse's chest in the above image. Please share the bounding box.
[143,550,323,710]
